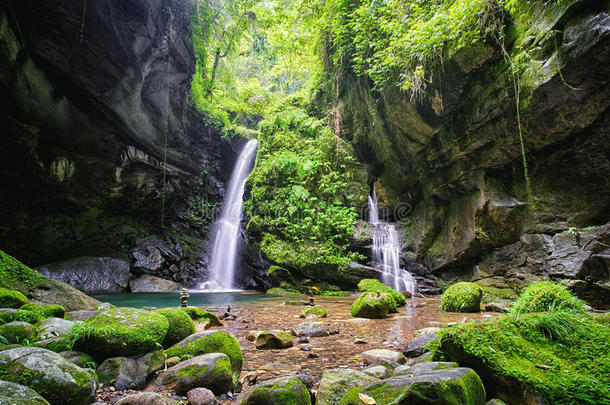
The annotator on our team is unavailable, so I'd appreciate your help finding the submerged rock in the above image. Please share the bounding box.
[163,331,243,373]
[292,322,329,337]
[238,376,311,405]
[0,347,96,405]
[151,353,232,395]
[0,380,50,405]
[317,368,379,405]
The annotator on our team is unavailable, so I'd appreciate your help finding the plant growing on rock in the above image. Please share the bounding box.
[440,282,482,313]
[510,281,586,315]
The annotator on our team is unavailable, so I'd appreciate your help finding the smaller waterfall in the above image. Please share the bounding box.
[368,189,417,295]
[201,139,258,291]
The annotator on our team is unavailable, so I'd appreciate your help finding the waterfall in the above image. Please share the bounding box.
[368,189,417,295]
[201,139,258,291]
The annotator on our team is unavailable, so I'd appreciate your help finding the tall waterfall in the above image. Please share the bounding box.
[201,139,258,291]
[368,189,417,295]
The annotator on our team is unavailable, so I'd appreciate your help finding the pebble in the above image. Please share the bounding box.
[354,338,368,344]
[300,346,311,352]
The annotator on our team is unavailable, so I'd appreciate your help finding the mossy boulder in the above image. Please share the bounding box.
[510,281,586,315]
[20,304,65,318]
[358,279,406,307]
[0,347,97,405]
[300,305,327,318]
[317,368,379,405]
[266,287,302,297]
[238,376,311,405]
[0,287,28,308]
[34,318,77,353]
[164,330,243,374]
[98,351,166,390]
[339,367,485,405]
[0,380,50,405]
[254,330,294,349]
[180,307,223,327]
[152,353,232,395]
[432,313,610,404]
[156,308,196,347]
[77,307,169,360]
[0,321,37,343]
[441,282,482,313]
[351,292,392,319]
[0,309,45,325]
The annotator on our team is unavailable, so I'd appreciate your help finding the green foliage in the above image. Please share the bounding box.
[0,250,45,291]
[440,282,482,313]
[0,287,29,309]
[156,308,196,348]
[357,279,406,307]
[510,281,586,315]
[246,106,363,273]
[432,313,610,404]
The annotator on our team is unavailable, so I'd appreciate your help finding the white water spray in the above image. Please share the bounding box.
[368,189,416,295]
[201,139,258,291]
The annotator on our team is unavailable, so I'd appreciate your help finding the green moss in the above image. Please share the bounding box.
[432,312,610,404]
[441,282,482,313]
[339,384,403,405]
[241,377,312,405]
[266,287,302,297]
[77,307,169,360]
[0,250,45,291]
[0,287,29,308]
[350,292,391,319]
[20,303,65,318]
[0,310,45,325]
[358,279,406,307]
[156,308,196,347]
[510,281,586,315]
[301,305,327,317]
[164,331,243,374]
[0,321,37,343]
[320,290,352,296]
[180,307,223,326]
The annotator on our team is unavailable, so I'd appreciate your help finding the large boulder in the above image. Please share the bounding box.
[38,256,131,294]
[339,367,486,405]
[180,307,223,327]
[253,330,294,349]
[0,287,28,308]
[130,275,181,293]
[155,308,196,347]
[292,322,329,338]
[441,282,482,313]
[0,347,97,405]
[97,351,165,390]
[238,376,311,405]
[317,368,378,405]
[358,279,406,307]
[164,331,243,373]
[350,292,392,319]
[151,353,232,395]
[77,307,169,360]
[0,380,50,405]
[0,321,37,343]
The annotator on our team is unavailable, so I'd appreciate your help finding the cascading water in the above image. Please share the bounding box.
[368,189,417,295]
[200,139,258,291]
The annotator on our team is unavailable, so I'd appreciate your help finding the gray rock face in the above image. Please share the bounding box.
[291,322,329,338]
[317,368,378,405]
[115,393,178,405]
[37,318,76,340]
[404,331,438,358]
[0,380,50,405]
[363,365,390,379]
[152,353,232,395]
[129,275,181,293]
[97,351,165,390]
[0,347,97,405]
[38,257,132,294]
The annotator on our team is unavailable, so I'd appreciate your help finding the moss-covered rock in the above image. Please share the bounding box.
[59,351,97,369]
[152,353,232,395]
[339,367,485,405]
[432,312,610,404]
[510,281,586,315]
[300,305,327,318]
[238,376,311,405]
[0,287,28,308]
[0,321,37,343]
[20,303,65,318]
[441,282,482,313]
[317,368,379,405]
[0,380,50,405]
[254,330,294,349]
[77,307,169,360]
[350,292,391,319]
[164,330,243,374]
[156,308,196,347]
[0,347,96,405]
[0,309,45,325]
[180,307,223,327]
[266,287,302,297]
[97,351,165,390]
[358,279,406,307]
